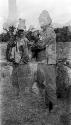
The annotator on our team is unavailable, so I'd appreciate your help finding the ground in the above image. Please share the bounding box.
[0,63,68,125]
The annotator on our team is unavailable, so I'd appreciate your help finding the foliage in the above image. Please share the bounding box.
[55,26,71,42]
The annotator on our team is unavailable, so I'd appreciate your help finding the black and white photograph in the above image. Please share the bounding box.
[0,0,71,125]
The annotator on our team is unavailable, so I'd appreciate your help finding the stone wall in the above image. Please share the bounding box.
[57,42,71,62]
[57,42,71,85]
[0,43,7,63]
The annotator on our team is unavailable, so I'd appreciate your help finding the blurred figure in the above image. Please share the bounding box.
[14,28,29,64]
[11,38,32,97]
[31,10,57,112]
[39,10,56,64]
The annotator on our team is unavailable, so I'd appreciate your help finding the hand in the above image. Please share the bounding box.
[32,82,39,95]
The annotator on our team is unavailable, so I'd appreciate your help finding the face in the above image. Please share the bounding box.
[41,25,47,31]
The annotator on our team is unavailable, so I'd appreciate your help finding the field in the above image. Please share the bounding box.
[0,63,70,125]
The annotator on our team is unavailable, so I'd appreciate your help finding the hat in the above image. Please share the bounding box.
[39,10,52,27]
[18,18,26,30]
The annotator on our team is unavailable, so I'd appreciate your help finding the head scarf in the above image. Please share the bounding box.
[39,10,52,27]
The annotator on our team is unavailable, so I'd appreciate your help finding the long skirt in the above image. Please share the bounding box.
[37,63,57,105]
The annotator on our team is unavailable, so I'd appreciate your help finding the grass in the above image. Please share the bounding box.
[0,64,68,125]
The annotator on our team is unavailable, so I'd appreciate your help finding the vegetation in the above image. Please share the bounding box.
[55,26,71,42]
[0,25,71,43]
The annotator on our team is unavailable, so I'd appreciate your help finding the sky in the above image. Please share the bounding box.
[0,0,71,32]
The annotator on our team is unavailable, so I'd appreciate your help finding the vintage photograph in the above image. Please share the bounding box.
[0,0,71,125]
